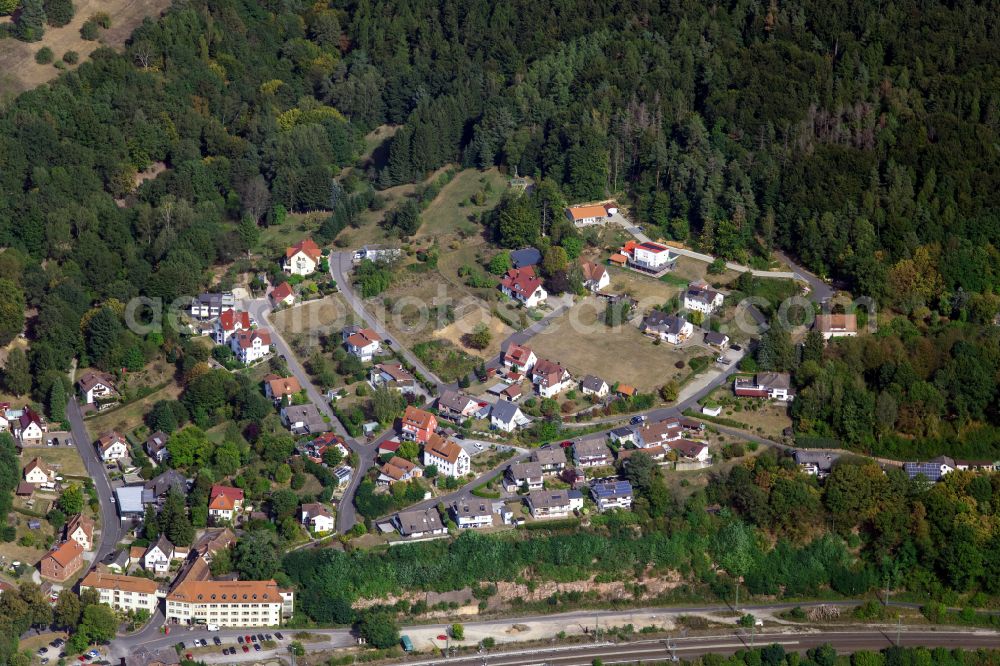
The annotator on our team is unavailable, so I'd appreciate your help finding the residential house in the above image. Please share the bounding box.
[166,579,292,627]
[39,540,84,582]
[400,406,437,443]
[145,469,187,501]
[490,401,530,433]
[509,247,542,269]
[502,343,537,373]
[504,462,544,492]
[629,241,677,272]
[300,503,335,533]
[733,372,793,401]
[377,440,401,457]
[590,479,634,512]
[269,282,296,307]
[369,363,417,394]
[792,450,841,478]
[193,528,236,563]
[683,283,724,314]
[565,203,616,226]
[642,311,693,344]
[342,326,382,361]
[500,266,548,308]
[395,508,446,538]
[617,384,637,398]
[671,439,710,462]
[580,375,609,398]
[702,404,722,417]
[581,261,610,292]
[531,359,572,398]
[23,457,54,485]
[65,514,95,551]
[573,438,613,468]
[377,457,422,486]
[103,550,130,573]
[230,328,271,365]
[80,572,159,614]
[904,456,955,483]
[78,371,117,405]
[437,390,480,421]
[609,426,636,446]
[525,489,584,519]
[143,535,175,574]
[633,420,683,449]
[264,375,301,405]
[955,459,999,472]
[617,445,667,463]
[283,238,322,276]
[145,431,169,463]
[704,331,730,348]
[814,314,858,340]
[280,404,329,436]
[532,447,566,474]
[189,292,234,320]
[451,500,494,529]
[422,435,470,478]
[333,466,352,486]
[97,432,128,462]
[114,486,148,522]
[208,485,244,524]
[300,432,349,464]
[500,383,523,402]
[15,408,45,446]
[212,309,251,345]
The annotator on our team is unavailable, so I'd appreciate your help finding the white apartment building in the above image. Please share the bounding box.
[165,580,293,627]
[80,572,160,614]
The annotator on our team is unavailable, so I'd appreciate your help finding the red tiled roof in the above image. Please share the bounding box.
[566,204,609,221]
[46,540,83,567]
[209,485,244,511]
[270,282,294,301]
[500,267,544,299]
[218,309,251,332]
[505,343,534,366]
[234,329,271,348]
[286,238,322,261]
[402,406,435,431]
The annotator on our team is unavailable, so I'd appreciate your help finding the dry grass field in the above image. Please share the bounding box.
[0,0,173,100]
[527,297,703,393]
[270,294,355,341]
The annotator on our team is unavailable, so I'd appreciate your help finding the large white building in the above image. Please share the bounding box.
[165,579,293,627]
[283,239,322,276]
[683,283,724,314]
[230,329,272,365]
[630,241,677,272]
[422,435,471,478]
[80,572,160,614]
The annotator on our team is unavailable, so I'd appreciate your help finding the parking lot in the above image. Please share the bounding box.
[176,630,288,659]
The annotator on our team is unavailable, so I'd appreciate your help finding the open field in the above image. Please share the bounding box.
[603,265,683,306]
[271,294,355,342]
[0,0,173,101]
[416,168,507,240]
[259,212,325,256]
[432,305,513,360]
[19,447,87,478]
[87,380,181,437]
[701,387,793,439]
[527,297,706,393]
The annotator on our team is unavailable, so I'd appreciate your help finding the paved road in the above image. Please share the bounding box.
[66,397,122,565]
[242,296,380,533]
[330,252,446,390]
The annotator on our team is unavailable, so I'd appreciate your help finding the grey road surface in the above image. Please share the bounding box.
[67,397,122,564]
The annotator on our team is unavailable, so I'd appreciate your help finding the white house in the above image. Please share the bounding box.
[97,432,128,462]
[342,326,382,361]
[590,480,634,512]
[15,408,45,446]
[422,435,470,478]
[213,309,251,345]
[580,261,610,292]
[354,245,402,263]
[733,372,793,401]
[531,359,572,398]
[143,536,175,574]
[80,572,159,614]
[565,203,616,226]
[580,375,609,398]
[684,283,724,314]
[300,503,334,533]
[283,238,322,276]
[269,282,296,307]
[144,431,170,463]
[630,241,677,272]
[77,371,117,405]
[702,404,722,417]
[641,311,694,344]
[525,490,584,519]
[189,292,234,320]
[451,500,493,529]
[504,462,544,492]
[671,439,711,462]
[23,457,54,485]
[368,363,417,394]
[502,343,537,373]
[230,328,272,365]
[490,401,530,432]
[500,266,547,308]
[395,508,445,538]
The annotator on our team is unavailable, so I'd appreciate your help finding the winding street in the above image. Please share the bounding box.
[66,397,123,565]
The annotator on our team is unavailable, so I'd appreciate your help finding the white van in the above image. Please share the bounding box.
[207,624,219,632]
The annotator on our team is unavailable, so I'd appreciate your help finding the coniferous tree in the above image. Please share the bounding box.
[43,0,72,27]
[14,0,46,41]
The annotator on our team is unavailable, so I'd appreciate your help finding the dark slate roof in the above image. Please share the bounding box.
[510,247,542,269]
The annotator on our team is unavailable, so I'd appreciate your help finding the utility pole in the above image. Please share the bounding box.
[896,615,901,647]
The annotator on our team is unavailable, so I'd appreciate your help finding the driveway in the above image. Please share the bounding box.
[66,397,122,564]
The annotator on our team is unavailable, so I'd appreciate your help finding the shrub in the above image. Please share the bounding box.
[34,46,53,63]
[62,50,78,63]
[79,19,98,39]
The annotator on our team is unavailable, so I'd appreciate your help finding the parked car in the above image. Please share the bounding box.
[213,637,221,646]
[242,646,249,653]
[237,636,244,644]
[630,415,646,425]
[274,632,284,641]
[253,644,261,652]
